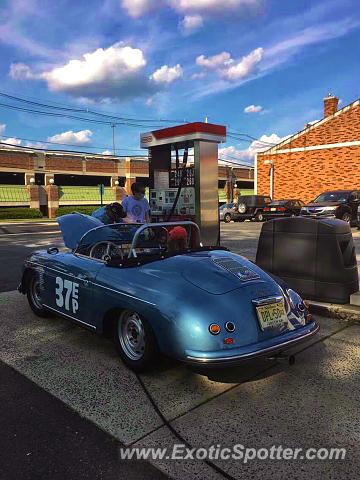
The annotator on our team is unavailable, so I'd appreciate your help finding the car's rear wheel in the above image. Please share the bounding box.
[27,272,51,317]
[224,213,232,223]
[341,212,351,223]
[114,310,159,372]
[255,211,264,222]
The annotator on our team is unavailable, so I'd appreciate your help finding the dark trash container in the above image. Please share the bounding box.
[256,217,359,304]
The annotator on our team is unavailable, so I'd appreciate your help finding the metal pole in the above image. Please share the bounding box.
[112,124,116,155]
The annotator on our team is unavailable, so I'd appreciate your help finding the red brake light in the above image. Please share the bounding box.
[264,207,270,212]
[277,207,286,212]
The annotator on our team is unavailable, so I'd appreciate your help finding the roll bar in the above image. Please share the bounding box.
[128,221,202,258]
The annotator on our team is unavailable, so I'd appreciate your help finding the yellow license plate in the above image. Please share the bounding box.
[270,207,276,211]
[256,302,287,331]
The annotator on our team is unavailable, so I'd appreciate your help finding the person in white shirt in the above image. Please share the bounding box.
[121,182,151,223]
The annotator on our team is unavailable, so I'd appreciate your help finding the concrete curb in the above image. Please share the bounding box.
[308,300,360,322]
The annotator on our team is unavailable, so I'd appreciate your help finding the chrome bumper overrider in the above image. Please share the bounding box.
[185,323,319,365]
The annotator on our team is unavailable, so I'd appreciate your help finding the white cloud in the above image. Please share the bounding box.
[0,124,6,135]
[48,129,93,145]
[244,104,263,114]
[220,145,254,163]
[171,0,261,14]
[121,0,261,18]
[150,64,183,84]
[121,0,164,17]
[2,137,22,147]
[9,63,36,80]
[25,141,46,149]
[11,43,155,100]
[223,47,263,81]
[220,134,285,164]
[102,150,112,155]
[196,51,232,70]
[194,48,263,86]
[44,44,147,97]
[191,72,206,80]
[180,14,203,35]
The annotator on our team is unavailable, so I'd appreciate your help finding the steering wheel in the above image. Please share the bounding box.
[89,241,124,260]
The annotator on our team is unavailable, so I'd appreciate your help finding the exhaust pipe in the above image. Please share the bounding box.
[266,353,295,365]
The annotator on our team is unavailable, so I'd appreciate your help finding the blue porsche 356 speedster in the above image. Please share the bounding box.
[19,214,319,372]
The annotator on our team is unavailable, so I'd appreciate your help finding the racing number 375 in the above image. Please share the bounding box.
[55,277,79,314]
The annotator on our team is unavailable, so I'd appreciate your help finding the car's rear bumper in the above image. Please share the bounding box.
[300,213,337,219]
[264,213,292,220]
[234,214,254,220]
[184,321,319,366]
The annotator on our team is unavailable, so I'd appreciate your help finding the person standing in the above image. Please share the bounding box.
[122,182,151,223]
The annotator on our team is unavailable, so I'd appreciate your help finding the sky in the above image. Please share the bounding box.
[0,0,359,164]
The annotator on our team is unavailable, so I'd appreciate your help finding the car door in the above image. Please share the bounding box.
[41,251,103,329]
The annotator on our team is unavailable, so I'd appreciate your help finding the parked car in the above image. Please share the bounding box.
[220,195,272,222]
[301,190,360,225]
[263,199,305,220]
[19,214,318,372]
[219,202,236,222]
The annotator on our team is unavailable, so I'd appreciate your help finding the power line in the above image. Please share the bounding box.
[228,131,277,146]
[0,91,187,124]
[0,134,143,152]
[0,101,168,128]
[0,141,147,157]
[219,157,254,168]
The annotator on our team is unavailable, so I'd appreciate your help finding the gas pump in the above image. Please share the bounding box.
[140,122,226,245]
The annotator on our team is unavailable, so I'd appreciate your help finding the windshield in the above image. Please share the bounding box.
[269,200,288,206]
[219,204,234,210]
[313,192,349,203]
[76,224,139,256]
[75,222,202,259]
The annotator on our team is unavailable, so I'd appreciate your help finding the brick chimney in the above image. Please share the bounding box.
[324,93,339,118]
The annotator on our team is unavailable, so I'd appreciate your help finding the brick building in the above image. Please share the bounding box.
[0,146,254,217]
[256,94,360,202]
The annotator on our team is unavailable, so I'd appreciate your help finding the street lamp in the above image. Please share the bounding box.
[264,160,274,199]
[114,180,119,186]
[49,178,55,185]
[29,177,35,184]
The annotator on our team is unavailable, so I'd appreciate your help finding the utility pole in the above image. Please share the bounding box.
[111,124,116,155]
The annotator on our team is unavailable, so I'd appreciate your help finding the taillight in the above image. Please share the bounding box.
[263,207,270,212]
[277,207,286,212]
[209,324,221,335]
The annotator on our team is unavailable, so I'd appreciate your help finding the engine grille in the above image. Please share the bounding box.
[213,257,260,281]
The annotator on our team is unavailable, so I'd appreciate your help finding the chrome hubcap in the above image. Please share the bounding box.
[118,312,146,361]
[30,277,42,309]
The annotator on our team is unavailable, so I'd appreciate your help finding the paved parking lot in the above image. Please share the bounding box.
[0,220,359,479]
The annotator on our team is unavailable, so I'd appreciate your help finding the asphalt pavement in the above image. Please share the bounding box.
[0,222,62,292]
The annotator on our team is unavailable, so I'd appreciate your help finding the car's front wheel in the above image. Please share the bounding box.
[114,310,159,372]
[224,213,232,223]
[27,272,51,317]
[340,212,351,223]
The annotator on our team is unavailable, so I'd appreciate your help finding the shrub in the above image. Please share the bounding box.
[55,205,98,217]
[0,207,43,219]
